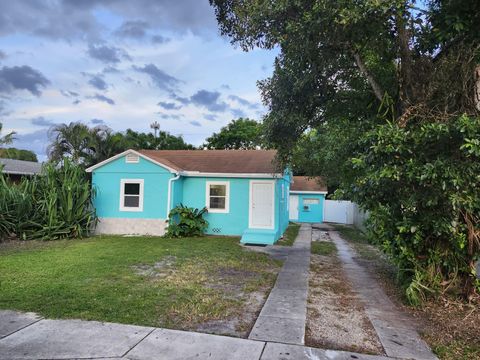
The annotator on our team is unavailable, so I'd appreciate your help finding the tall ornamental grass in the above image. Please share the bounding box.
[0,158,96,241]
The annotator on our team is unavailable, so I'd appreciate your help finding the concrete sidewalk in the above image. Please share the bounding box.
[248,223,312,345]
[1,310,402,360]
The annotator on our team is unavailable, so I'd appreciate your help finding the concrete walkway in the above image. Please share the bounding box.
[1,310,401,360]
[329,231,437,360]
[248,223,311,345]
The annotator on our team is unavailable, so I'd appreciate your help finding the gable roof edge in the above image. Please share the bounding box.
[85,149,179,173]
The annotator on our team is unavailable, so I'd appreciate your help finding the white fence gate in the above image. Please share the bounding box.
[324,200,368,229]
[324,200,353,224]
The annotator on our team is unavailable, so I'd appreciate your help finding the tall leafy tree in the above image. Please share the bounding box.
[210,0,480,301]
[47,122,94,165]
[0,148,38,162]
[47,123,195,166]
[122,129,195,151]
[0,123,15,146]
[204,118,266,149]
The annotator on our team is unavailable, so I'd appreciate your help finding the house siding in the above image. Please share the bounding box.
[289,192,325,223]
[181,177,251,236]
[90,152,291,243]
[92,155,174,235]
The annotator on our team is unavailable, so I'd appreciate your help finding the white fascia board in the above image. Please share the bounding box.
[85,149,178,174]
[290,190,328,195]
[180,171,282,178]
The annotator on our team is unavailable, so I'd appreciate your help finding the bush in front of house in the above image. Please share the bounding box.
[0,158,96,241]
[166,204,208,237]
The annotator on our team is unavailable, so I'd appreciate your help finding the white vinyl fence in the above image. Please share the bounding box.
[324,200,368,230]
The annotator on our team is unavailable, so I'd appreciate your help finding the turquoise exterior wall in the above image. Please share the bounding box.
[171,177,184,210]
[291,193,325,223]
[92,155,174,219]
[180,177,251,236]
[91,153,291,244]
[277,172,291,237]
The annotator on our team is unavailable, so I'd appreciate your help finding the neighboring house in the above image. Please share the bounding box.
[289,176,327,223]
[0,158,43,182]
[86,149,291,245]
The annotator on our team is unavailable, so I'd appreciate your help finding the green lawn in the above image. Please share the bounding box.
[0,236,281,331]
[277,222,301,246]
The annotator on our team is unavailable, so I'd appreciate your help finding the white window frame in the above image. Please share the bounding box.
[120,179,144,212]
[206,181,230,213]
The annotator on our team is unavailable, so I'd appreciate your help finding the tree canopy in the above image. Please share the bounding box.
[210,0,480,301]
[48,122,194,166]
[203,118,266,149]
[0,148,38,162]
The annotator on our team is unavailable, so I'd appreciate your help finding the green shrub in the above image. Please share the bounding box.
[166,204,208,237]
[0,158,96,241]
[348,115,480,304]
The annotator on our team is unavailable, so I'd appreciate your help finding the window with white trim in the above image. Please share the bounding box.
[120,179,144,211]
[206,181,229,213]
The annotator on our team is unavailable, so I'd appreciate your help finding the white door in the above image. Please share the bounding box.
[289,195,299,220]
[249,181,275,229]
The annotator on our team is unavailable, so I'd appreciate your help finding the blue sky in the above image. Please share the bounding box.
[0,0,277,160]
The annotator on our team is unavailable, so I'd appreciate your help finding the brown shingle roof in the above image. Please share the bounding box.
[138,149,279,174]
[291,176,327,192]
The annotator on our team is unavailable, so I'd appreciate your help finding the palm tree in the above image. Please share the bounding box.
[150,121,160,138]
[89,126,127,164]
[0,123,15,146]
[47,122,94,165]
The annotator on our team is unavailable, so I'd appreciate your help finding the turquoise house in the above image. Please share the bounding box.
[289,176,327,223]
[86,149,290,245]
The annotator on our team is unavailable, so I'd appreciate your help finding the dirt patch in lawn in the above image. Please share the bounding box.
[195,290,267,337]
[131,255,177,278]
[193,266,274,337]
[306,233,384,355]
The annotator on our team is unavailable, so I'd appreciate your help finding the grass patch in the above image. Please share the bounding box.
[311,241,337,256]
[0,235,280,332]
[277,222,301,246]
[333,224,379,261]
[430,341,480,360]
[333,224,368,244]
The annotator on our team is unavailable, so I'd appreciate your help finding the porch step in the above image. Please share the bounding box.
[240,229,277,245]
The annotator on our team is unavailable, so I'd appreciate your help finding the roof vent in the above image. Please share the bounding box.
[125,153,139,163]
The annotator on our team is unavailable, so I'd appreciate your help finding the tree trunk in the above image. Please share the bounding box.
[475,64,480,112]
[353,52,384,102]
[395,8,414,115]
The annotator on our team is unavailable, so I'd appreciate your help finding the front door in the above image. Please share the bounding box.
[249,181,275,229]
[289,195,299,220]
